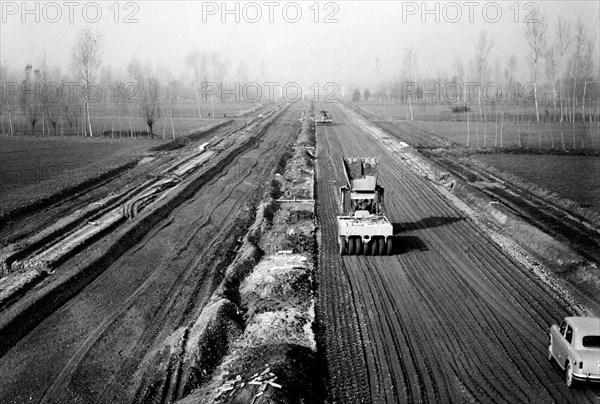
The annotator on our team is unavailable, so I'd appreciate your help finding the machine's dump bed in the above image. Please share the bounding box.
[343,157,378,192]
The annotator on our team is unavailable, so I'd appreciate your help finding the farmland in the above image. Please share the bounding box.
[359,102,600,150]
[416,119,599,149]
[0,101,260,138]
[355,101,600,220]
[0,101,263,215]
[474,153,600,212]
[0,135,158,215]
[0,135,156,185]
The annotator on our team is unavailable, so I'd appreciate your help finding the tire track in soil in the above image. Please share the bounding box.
[315,124,373,403]
[0,104,302,404]
[38,162,259,404]
[315,103,600,403]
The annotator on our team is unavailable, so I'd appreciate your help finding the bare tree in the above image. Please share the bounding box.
[128,60,162,138]
[473,30,495,123]
[60,72,80,136]
[555,17,572,122]
[62,101,79,136]
[402,47,418,121]
[503,55,517,104]
[141,76,162,138]
[545,49,558,110]
[36,53,63,136]
[71,28,102,136]
[21,64,42,135]
[37,54,50,136]
[579,41,596,120]
[544,49,559,149]
[525,14,547,123]
[453,57,465,104]
[185,51,209,118]
[208,51,229,115]
[45,72,63,136]
[570,20,588,127]
[99,66,116,136]
[1,61,16,135]
[502,55,517,148]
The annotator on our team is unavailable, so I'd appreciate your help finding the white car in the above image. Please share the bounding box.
[548,316,600,387]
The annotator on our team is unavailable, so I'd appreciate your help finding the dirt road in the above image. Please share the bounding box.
[315,103,600,403]
[0,103,303,403]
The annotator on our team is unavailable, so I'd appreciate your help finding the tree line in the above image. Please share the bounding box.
[0,28,263,138]
[354,15,599,125]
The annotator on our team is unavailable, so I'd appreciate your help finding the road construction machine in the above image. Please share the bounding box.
[315,110,332,124]
[338,157,394,255]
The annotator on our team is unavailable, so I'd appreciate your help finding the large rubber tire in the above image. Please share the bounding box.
[372,239,379,256]
[356,238,363,255]
[348,237,356,255]
[386,238,393,255]
[565,362,574,388]
[378,237,386,255]
[340,237,347,255]
[364,240,372,256]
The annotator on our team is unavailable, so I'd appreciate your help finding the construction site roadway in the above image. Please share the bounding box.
[315,103,600,403]
[0,102,303,403]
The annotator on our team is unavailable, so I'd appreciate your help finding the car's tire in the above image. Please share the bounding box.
[348,237,356,255]
[340,237,347,255]
[547,338,553,362]
[565,362,575,388]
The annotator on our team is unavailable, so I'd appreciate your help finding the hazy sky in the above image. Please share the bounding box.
[1,1,599,88]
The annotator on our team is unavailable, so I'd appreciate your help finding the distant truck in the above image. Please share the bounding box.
[316,110,332,124]
[449,106,471,113]
[337,157,394,255]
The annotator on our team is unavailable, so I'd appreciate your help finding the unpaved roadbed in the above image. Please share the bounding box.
[315,102,600,402]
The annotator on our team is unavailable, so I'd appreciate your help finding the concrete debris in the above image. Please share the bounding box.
[215,364,282,401]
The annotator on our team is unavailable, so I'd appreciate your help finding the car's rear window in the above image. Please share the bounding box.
[582,335,600,348]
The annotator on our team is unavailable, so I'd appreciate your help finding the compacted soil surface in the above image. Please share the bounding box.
[314,103,600,403]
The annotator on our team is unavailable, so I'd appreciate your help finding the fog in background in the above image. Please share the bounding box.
[1,0,599,88]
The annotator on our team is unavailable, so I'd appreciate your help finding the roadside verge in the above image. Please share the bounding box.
[132,101,322,404]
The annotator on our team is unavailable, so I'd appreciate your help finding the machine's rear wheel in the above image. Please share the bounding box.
[340,237,347,255]
[364,240,372,255]
[378,238,386,255]
[348,237,356,255]
[386,238,393,255]
[372,238,379,256]
[356,238,363,255]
